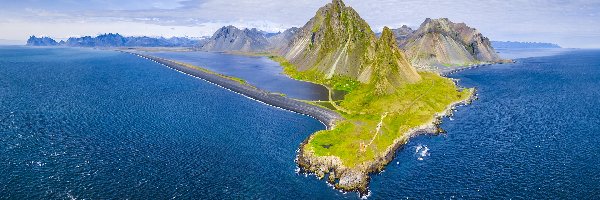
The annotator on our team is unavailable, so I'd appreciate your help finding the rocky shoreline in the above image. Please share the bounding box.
[121,51,344,129]
[296,85,477,196]
[124,50,478,196]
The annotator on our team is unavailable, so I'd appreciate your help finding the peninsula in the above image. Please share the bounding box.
[272,0,474,194]
[130,0,478,195]
[24,0,504,196]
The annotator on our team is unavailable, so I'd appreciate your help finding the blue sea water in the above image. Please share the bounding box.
[0,46,350,199]
[369,49,600,199]
[1,46,599,199]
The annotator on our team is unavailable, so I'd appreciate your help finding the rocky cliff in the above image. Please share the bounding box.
[279,0,420,87]
[400,18,501,69]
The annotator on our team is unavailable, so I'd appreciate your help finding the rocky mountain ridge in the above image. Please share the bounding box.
[200,26,299,52]
[279,0,420,89]
[398,18,501,69]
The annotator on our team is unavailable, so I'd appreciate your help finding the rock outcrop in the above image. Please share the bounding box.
[400,18,501,69]
[279,0,420,87]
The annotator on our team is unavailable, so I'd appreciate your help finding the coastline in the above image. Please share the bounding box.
[120,51,344,129]
[296,86,476,195]
[123,49,479,196]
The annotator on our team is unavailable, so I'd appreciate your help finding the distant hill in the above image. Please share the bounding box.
[492,41,561,49]
[26,34,201,47]
[26,36,59,46]
[397,18,501,69]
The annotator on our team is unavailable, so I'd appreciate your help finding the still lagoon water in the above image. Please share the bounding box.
[143,51,331,101]
[1,46,599,199]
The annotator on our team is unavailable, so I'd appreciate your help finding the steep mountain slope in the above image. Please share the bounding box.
[370,27,421,95]
[400,18,501,68]
[200,26,270,52]
[279,0,420,87]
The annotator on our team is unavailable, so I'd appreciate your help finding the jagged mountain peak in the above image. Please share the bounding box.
[201,25,270,52]
[401,18,501,68]
[281,0,376,80]
[280,0,420,91]
[370,27,421,95]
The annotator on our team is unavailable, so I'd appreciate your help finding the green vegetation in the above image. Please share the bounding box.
[172,60,251,86]
[272,51,471,168]
[270,55,360,92]
[306,72,473,167]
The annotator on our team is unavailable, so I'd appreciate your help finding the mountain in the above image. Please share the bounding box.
[400,18,501,68]
[65,33,126,47]
[65,33,200,47]
[279,0,420,88]
[200,26,270,52]
[26,36,59,46]
[28,34,200,47]
[492,41,561,49]
[371,27,421,94]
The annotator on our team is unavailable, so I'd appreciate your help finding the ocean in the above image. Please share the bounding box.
[1,46,599,199]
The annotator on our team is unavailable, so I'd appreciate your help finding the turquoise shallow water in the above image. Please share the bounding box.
[1,46,599,199]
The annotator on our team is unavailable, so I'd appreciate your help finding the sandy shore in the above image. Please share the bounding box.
[121,51,343,129]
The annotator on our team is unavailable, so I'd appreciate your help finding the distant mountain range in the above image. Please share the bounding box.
[199,26,298,52]
[26,36,59,46]
[27,8,534,69]
[27,34,202,47]
[491,41,561,49]
[202,18,504,69]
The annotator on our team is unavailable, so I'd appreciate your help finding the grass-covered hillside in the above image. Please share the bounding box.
[306,72,472,167]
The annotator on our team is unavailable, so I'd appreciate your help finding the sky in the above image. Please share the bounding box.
[1,0,599,48]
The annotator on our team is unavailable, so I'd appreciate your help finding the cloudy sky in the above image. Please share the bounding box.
[1,0,599,48]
